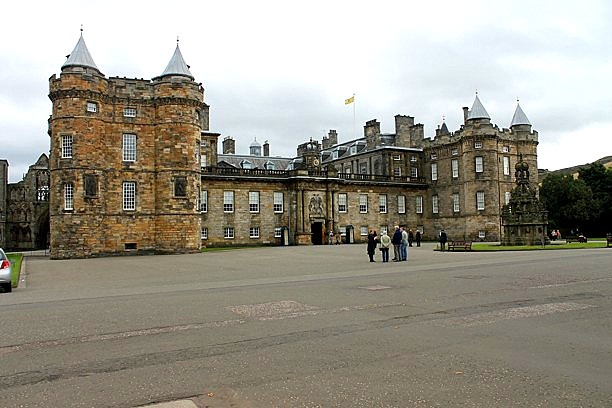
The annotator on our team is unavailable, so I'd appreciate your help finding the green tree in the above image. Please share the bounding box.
[539,173,594,234]
[579,163,612,236]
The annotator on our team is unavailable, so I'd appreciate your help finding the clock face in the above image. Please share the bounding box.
[313,158,320,166]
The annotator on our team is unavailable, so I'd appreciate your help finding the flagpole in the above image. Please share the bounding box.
[352,93,356,140]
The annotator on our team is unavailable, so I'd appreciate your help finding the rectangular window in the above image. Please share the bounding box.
[249,227,260,238]
[502,145,510,153]
[61,135,73,158]
[249,191,260,213]
[338,193,347,213]
[201,153,207,168]
[475,156,483,173]
[200,190,208,212]
[451,159,459,178]
[64,183,74,210]
[201,227,208,240]
[504,191,511,205]
[123,181,136,210]
[274,227,282,238]
[360,226,368,236]
[224,227,234,239]
[479,230,486,239]
[339,226,346,237]
[411,167,418,178]
[123,133,136,162]
[359,163,368,174]
[379,194,387,213]
[431,163,438,181]
[123,107,137,117]
[174,177,187,197]
[223,191,234,213]
[475,141,482,149]
[393,167,401,177]
[430,153,437,160]
[410,155,417,163]
[344,167,351,174]
[273,192,284,213]
[87,102,98,113]
[380,225,388,236]
[359,194,368,213]
[392,154,401,161]
[432,194,439,214]
[503,156,510,176]
[452,193,460,213]
[84,174,98,197]
[398,195,406,214]
[451,148,458,156]
[476,191,485,210]
[416,195,423,214]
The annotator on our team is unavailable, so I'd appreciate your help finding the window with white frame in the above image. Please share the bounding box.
[410,156,417,163]
[224,227,234,239]
[64,183,74,210]
[201,153,207,168]
[223,191,234,213]
[338,193,347,213]
[379,194,387,213]
[360,226,368,236]
[200,190,207,212]
[123,107,137,117]
[502,145,510,153]
[339,226,346,236]
[273,192,284,213]
[475,156,483,173]
[478,230,486,239]
[432,194,439,214]
[380,225,388,235]
[504,191,511,205]
[392,154,401,161]
[249,227,260,238]
[475,141,482,149]
[359,194,368,213]
[451,148,458,156]
[411,167,418,178]
[476,191,485,210]
[451,159,459,178]
[431,153,437,160]
[86,102,98,113]
[431,163,438,181]
[61,135,73,158]
[393,167,401,177]
[359,163,368,174]
[274,227,282,238]
[249,191,260,213]
[398,195,406,214]
[123,181,136,210]
[452,193,460,213]
[123,133,136,162]
[201,227,208,240]
[503,156,510,176]
[350,145,357,155]
[416,195,423,214]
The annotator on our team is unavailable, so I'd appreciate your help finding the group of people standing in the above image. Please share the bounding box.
[367,226,421,262]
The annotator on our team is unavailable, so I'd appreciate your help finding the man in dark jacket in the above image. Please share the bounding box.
[392,226,402,261]
[439,229,448,251]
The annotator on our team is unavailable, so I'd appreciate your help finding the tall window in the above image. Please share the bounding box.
[431,163,438,181]
[201,227,208,240]
[249,227,260,238]
[452,193,460,213]
[249,191,260,213]
[338,193,347,213]
[504,191,511,205]
[123,107,137,117]
[224,227,234,239]
[416,195,423,214]
[379,194,387,213]
[398,195,406,214]
[61,135,73,158]
[476,191,485,210]
[411,167,418,178]
[174,177,187,197]
[475,156,483,173]
[393,167,401,177]
[451,159,459,178]
[432,194,439,214]
[200,190,208,212]
[274,227,282,238]
[273,192,284,213]
[223,191,234,213]
[503,156,510,176]
[123,133,136,162]
[64,183,74,210]
[123,181,136,210]
[201,153,207,168]
[359,194,368,213]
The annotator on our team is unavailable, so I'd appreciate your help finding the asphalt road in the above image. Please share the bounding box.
[0,244,611,407]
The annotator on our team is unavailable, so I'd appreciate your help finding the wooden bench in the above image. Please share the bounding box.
[447,240,472,251]
[607,233,612,248]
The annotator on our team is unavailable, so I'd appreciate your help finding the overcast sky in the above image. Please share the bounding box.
[1,0,611,183]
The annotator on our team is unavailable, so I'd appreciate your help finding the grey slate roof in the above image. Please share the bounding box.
[510,102,531,127]
[467,94,490,120]
[217,154,293,170]
[62,33,99,71]
[159,44,194,80]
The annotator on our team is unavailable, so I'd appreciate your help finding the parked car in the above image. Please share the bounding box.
[0,248,13,293]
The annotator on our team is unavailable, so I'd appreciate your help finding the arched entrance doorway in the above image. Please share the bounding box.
[35,210,50,250]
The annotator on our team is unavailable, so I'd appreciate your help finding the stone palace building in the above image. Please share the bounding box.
[0,33,539,258]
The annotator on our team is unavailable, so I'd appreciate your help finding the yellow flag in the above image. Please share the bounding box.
[344,95,354,105]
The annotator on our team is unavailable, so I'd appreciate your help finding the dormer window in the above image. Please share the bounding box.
[241,160,252,169]
[123,107,137,118]
[350,145,357,155]
[332,150,339,159]
[265,161,276,170]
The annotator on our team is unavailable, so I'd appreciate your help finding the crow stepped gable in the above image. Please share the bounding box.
[40,33,538,258]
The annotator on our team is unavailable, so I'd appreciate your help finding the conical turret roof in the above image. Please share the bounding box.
[510,102,531,127]
[158,43,194,80]
[62,32,99,71]
[467,94,490,120]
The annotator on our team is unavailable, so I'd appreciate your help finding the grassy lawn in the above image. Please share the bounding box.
[7,253,23,288]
